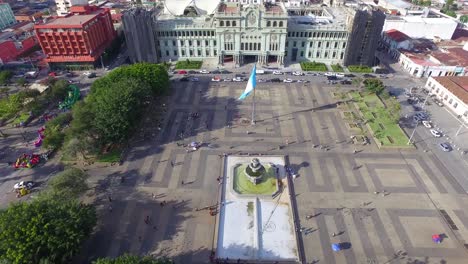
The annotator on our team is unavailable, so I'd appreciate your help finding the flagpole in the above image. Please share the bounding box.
[251,63,256,125]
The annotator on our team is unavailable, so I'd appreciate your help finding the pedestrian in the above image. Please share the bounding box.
[152,193,156,199]
[170,161,174,167]
[332,232,336,237]
[181,180,184,185]
[108,205,113,212]
[160,202,163,207]
[108,195,112,202]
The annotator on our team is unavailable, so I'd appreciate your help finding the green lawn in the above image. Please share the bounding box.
[233,165,277,195]
[175,60,203,69]
[348,65,373,73]
[97,148,121,163]
[350,92,408,146]
[331,64,344,72]
[300,62,327,72]
[12,112,31,125]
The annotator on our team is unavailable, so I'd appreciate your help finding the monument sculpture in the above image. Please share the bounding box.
[244,158,265,184]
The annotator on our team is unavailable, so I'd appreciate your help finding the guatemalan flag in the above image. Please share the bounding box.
[238,65,257,100]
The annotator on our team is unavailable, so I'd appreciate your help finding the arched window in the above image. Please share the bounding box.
[220,21,224,26]
[226,21,231,27]
[233,21,236,26]
[273,21,277,27]
[279,21,283,27]
[267,21,271,27]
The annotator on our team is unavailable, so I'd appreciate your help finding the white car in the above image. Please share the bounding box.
[211,76,221,82]
[258,79,267,83]
[430,129,442,138]
[199,69,210,74]
[297,79,310,83]
[324,72,335,77]
[272,70,283,75]
[335,73,345,78]
[14,181,34,190]
[232,77,244,82]
[223,78,232,82]
[82,71,91,76]
[422,120,432,128]
[283,78,294,83]
[292,71,304,76]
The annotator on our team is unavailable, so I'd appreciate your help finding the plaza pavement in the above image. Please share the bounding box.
[78,77,468,264]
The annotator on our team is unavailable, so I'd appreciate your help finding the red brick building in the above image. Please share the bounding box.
[34,5,116,68]
[0,22,38,64]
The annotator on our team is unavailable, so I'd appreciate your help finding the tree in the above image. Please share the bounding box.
[0,199,96,264]
[363,78,384,95]
[47,167,89,200]
[46,79,69,102]
[16,77,27,87]
[0,87,10,98]
[42,112,72,150]
[92,78,150,144]
[93,254,173,264]
[0,71,12,85]
[461,15,468,23]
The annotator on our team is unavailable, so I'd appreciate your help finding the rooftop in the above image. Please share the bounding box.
[433,76,468,105]
[44,14,97,26]
[385,29,410,42]
[401,51,439,67]
[431,48,468,67]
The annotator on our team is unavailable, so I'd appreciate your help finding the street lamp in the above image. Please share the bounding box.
[100,51,106,69]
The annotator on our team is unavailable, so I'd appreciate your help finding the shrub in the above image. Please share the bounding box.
[300,61,327,71]
[348,65,373,73]
[175,60,203,69]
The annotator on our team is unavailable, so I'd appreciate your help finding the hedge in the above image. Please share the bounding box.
[348,65,373,73]
[300,61,327,72]
[175,60,203,69]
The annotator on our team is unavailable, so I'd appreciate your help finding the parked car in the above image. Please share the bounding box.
[292,71,304,76]
[433,99,444,107]
[439,142,452,152]
[178,70,188,74]
[180,77,189,82]
[363,74,376,78]
[297,79,309,83]
[430,129,442,138]
[188,70,197,74]
[335,73,345,78]
[270,78,281,83]
[283,78,294,83]
[340,80,352,85]
[258,79,267,83]
[272,70,283,75]
[87,72,97,78]
[190,77,199,82]
[422,120,432,128]
[199,69,210,74]
[14,181,34,190]
[211,76,221,82]
[324,72,335,77]
[232,77,244,82]
[48,71,57,77]
[306,72,318,76]
[211,70,221,74]
[327,76,337,80]
[344,74,356,78]
[412,105,422,111]
[220,70,232,74]
[223,78,232,82]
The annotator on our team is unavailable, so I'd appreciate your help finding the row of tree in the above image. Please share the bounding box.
[59,63,169,158]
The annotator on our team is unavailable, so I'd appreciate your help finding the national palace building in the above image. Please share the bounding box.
[122,0,385,67]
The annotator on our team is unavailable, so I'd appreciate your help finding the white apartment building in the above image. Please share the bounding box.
[55,0,89,16]
[425,76,468,122]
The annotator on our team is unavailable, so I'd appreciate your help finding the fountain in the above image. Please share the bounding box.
[244,158,265,184]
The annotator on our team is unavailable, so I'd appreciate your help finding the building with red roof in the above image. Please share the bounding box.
[34,5,116,69]
[425,76,468,123]
[0,22,38,64]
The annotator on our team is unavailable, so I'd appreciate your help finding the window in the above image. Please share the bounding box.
[205,40,209,46]
[300,51,304,57]
[334,42,337,48]
[308,51,311,58]
[197,40,200,46]
[324,51,328,58]
[174,50,177,56]
[342,42,346,48]
[226,21,230,27]
[166,50,169,56]
[326,42,329,48]
[241,43,244,50]
[214,50,217,56]
[293,41,297,47]
[453,103,458,108]
[279,21,283,27]
[318,42,321,48]
[220,21,224,26]
[189,40,192,46]
[214,40,216,45]
[285,41,288,48]
[309,42,313,47]
[449,99,453,104]
[316,51,320,57]
[301,41,305,47]
[267,21,271,27]
[164,41,168,46]
[189,50,193,56]
[233,21,236,26]
[288,32,291,37]
[273,21,277,27]
[197,50,201,56]
[173,40,176,46]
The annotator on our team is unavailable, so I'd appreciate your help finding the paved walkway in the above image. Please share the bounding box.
[78,78,468,263]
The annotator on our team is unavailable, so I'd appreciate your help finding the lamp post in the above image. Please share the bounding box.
[100,52,106,69]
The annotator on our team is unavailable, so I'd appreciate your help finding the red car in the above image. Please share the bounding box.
[178,70,187,74]
[48,72,57,77]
